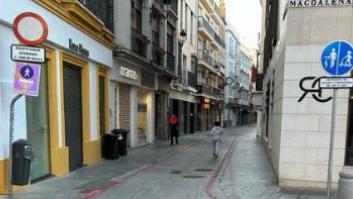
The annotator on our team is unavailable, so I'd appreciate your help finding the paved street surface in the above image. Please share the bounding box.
[1,126,326,199]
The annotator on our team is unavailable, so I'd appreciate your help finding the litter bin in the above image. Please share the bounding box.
[338,170,353,199]
[111,129,129,156]
[102,134,119,159]
[12,139,33,186]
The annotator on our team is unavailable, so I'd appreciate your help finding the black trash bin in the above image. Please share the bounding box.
[12,139,33,186]
[102,134,119,159]
[111,129,129,156]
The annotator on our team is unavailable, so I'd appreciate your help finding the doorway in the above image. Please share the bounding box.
[26,63,51,180]
[63,62,83,171]
[137,91,149,145]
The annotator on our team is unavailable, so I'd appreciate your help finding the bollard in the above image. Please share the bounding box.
[337,170,353,199]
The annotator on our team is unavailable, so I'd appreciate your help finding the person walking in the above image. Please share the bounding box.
[210,121,223,159]
[169,114,179,146]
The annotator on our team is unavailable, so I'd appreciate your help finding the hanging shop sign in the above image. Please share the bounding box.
[120,67,138,80]
[13,12,48,46]
[11,44,45,63]
[69,39,90,57]
[13,62,41,96]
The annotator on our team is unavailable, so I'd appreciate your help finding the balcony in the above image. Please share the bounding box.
[198,17,225,49]
[212,87,221,97]
[197,84,212,96]
[210,0,221,17]
[78,0,114,32]
[198,17,215,40]
[170,0,178,15]
[167,53,176,73]
[188,72,197,88]
[131,29,149,58]
[214,33,225,48]
[198,50,217,72]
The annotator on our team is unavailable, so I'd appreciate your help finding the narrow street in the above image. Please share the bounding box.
[1,126,325,199]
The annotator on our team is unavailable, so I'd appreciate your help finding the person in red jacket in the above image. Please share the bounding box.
[169,114,179,146]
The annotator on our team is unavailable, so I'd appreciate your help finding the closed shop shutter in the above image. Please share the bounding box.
[63,63,83,171]
[119,84,130,131]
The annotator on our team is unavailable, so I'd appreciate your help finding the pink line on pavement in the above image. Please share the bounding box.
[205,137,237,199]
[81,150,179,199]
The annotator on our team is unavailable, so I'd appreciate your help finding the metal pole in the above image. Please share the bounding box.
[8,94,23,199]
[327,89,337,199]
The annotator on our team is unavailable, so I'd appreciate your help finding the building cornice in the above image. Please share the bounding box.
[33,0,115,49]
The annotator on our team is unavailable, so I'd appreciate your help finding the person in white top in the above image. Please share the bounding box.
[209,121,223,159]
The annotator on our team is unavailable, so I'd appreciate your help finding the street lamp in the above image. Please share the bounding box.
[179,29,187,47]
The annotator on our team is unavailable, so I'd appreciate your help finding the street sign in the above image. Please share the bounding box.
[13,62,41,96]
[320,77,353,89]
[321,40,353,76]
[12,12,48,46]
[11,44,45,63]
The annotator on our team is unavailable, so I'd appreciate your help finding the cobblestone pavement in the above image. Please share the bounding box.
[1,126,327,199]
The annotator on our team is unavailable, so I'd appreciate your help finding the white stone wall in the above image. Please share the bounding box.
[263,6,353,188]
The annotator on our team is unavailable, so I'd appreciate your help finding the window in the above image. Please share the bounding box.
[184,3,188,40]
[191,56,197,73]
[190,12,194,44]
[131,0,143,32]
[180,0,183,30]
[167,23,174,55]
[152,15,160,46]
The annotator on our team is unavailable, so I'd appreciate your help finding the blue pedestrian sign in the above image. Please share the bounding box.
[321,40,353,76]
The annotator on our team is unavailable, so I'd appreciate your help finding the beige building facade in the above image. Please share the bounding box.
[260,0,353,189]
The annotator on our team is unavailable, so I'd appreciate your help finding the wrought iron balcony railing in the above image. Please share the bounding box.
[198,50,217,70]
[170,0,178,14]
[210,0,222,18]
[198,17,215,37]
[78,0,114,32]
[214,33,226,48]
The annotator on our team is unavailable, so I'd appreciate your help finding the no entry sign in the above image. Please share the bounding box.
[12,12,48,46]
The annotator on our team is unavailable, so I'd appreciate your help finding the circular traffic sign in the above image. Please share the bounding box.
[321,40,353,76]
[20,65,34,79]
[12,12,48,46]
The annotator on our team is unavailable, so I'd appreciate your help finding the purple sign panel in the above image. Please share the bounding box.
[13,62,41,96]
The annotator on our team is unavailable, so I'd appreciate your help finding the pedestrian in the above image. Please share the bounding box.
[169,114,179,146]
[209,121,223,159]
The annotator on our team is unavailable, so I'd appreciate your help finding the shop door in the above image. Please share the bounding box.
[190,103,195,133]
[183,101,188,134]
[99,76,106,135]
[155,94,165,141]
[27,64,51,180]
[63,63,83,171]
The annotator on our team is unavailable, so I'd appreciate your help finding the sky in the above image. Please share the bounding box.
[226,0,262,49]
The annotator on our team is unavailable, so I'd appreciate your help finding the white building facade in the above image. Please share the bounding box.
[224,27,241,127]
[260,0,353,189]
[0,0,114,193]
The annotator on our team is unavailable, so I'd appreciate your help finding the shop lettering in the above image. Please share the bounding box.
[289,0,353,7]
[69,39,90,57]
[120,67,138,80]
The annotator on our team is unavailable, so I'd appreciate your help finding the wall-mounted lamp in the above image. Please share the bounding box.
[180,29,187,47]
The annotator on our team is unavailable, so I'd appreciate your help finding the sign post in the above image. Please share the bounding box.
[320,40,353,199]
[7,12,48,199]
